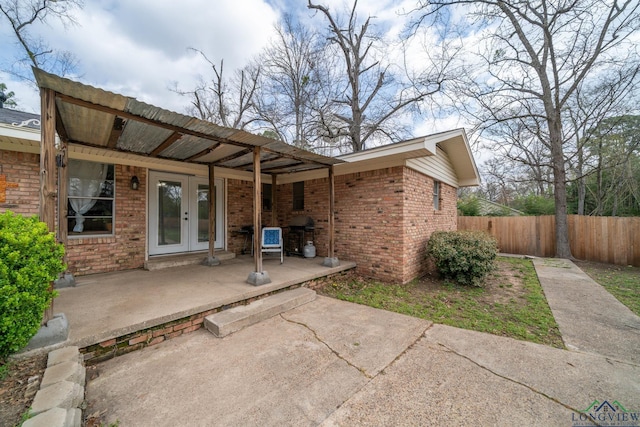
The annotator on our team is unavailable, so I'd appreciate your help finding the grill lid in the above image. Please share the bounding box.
[289,215,314,228]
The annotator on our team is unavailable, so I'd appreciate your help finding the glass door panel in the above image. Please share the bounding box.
[157,180,183,246]
[188,177,224,251]
[197,184,209,244]
[149,172,188,255]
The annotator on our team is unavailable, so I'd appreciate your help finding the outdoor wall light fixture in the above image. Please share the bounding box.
[130,175,140,190]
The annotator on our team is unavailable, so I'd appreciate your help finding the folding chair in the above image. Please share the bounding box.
[261,227,283,264]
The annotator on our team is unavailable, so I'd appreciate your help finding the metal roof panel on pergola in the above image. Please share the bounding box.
[33,68,343,174]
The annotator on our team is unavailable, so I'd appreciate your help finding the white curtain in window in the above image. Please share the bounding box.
[68,159,108,232]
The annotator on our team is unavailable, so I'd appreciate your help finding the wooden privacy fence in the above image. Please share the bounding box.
[458,215,640,267]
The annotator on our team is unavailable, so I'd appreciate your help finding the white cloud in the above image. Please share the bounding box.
[2,0,280,113]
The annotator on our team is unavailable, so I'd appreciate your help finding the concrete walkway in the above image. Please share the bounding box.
[86,289,640,426]
[533,257,640,365]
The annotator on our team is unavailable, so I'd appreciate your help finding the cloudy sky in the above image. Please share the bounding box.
[1,0,457,133]
[2,0,283,113]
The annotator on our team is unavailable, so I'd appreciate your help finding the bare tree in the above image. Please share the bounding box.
[414,0,640,258]
[308,0,451,152]
[565,70,639,215]
[0,0,83,83]
[580,115,640,216]
[253,15,326,149]
[173,49,261,130]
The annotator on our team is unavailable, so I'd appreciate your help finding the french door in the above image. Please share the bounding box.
[148,171,223,255]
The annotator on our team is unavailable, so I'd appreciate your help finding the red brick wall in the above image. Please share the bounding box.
[66,165,146,275]
[226,179,328,256]
[401,168,457,283]
[0,150,40,216]
[275,166,458,283]
[276,178,330,258]
[226,179,255,254]
[334,168,405,281]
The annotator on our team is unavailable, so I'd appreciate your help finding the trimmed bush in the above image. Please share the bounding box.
[0,211,65,360]
[427,230,497,286]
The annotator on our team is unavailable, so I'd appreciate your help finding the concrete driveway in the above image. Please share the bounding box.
[85,296,640,426]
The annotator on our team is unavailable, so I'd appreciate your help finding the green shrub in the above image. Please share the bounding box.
[427,230,498,286]
[0,211,65,360]
[457,196,481,216]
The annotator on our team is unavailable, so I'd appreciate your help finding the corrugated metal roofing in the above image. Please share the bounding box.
[33,68,342,173]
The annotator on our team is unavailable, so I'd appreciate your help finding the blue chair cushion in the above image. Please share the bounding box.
[263,229,280,246]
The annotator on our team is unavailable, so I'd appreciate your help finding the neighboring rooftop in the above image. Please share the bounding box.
[0,106,41,130]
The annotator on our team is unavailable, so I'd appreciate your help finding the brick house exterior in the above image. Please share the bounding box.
[1,104,478,283]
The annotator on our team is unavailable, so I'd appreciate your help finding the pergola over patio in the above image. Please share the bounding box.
[33,68,343,287]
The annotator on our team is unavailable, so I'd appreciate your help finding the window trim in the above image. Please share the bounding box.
[67,160,115,238]
[433,180,441,210]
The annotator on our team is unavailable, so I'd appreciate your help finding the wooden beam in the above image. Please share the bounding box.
[271,174,277,227]
[253,147,262,274]
[262,146,336,167]
[260,161,305,173]
[54,108,70,144]
[40,88,57,323]
[328,165,335,258]
[184,142,222,162]
[150,131,182,157]
[208,164,216,259]
[106,117,125,149]
[232,153,280,169]
[215,148,252,165]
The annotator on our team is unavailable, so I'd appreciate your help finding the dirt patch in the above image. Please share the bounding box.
[318,258,528,308]
[0,354,47,427]
[412,259,528,306]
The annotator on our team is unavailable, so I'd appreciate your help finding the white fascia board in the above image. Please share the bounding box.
[458,177,481,187]
[337,135,437,163]
[0,124,41,141]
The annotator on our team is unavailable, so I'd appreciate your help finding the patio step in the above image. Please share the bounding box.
[204,287,316,337]
[144,251,235,271]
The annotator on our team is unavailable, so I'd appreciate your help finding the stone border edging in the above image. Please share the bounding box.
[22,346,85,427]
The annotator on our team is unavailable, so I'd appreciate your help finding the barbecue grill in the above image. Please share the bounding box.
[286,215,314,256]
[237,225,254,255]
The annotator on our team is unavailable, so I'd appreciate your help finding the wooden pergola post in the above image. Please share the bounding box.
[202,163,220,266]
[247,147,271,285]
[271,174,277,226]
[54,137,75,288]
[40,88,57,323]
[323,165,339,267]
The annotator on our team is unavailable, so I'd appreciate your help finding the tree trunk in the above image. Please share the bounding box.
[549,123,573,258]
[577,146,585,215]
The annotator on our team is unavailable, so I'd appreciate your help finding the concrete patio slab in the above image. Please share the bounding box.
[323,334,574,426]
[283,296,431,377]
[87,319,370,426]
[54,256,355,348]
[533,258,640,365]
[85,296,640,426]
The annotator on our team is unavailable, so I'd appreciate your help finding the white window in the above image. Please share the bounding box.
[433,181,441,210]
[68,159,115,236]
